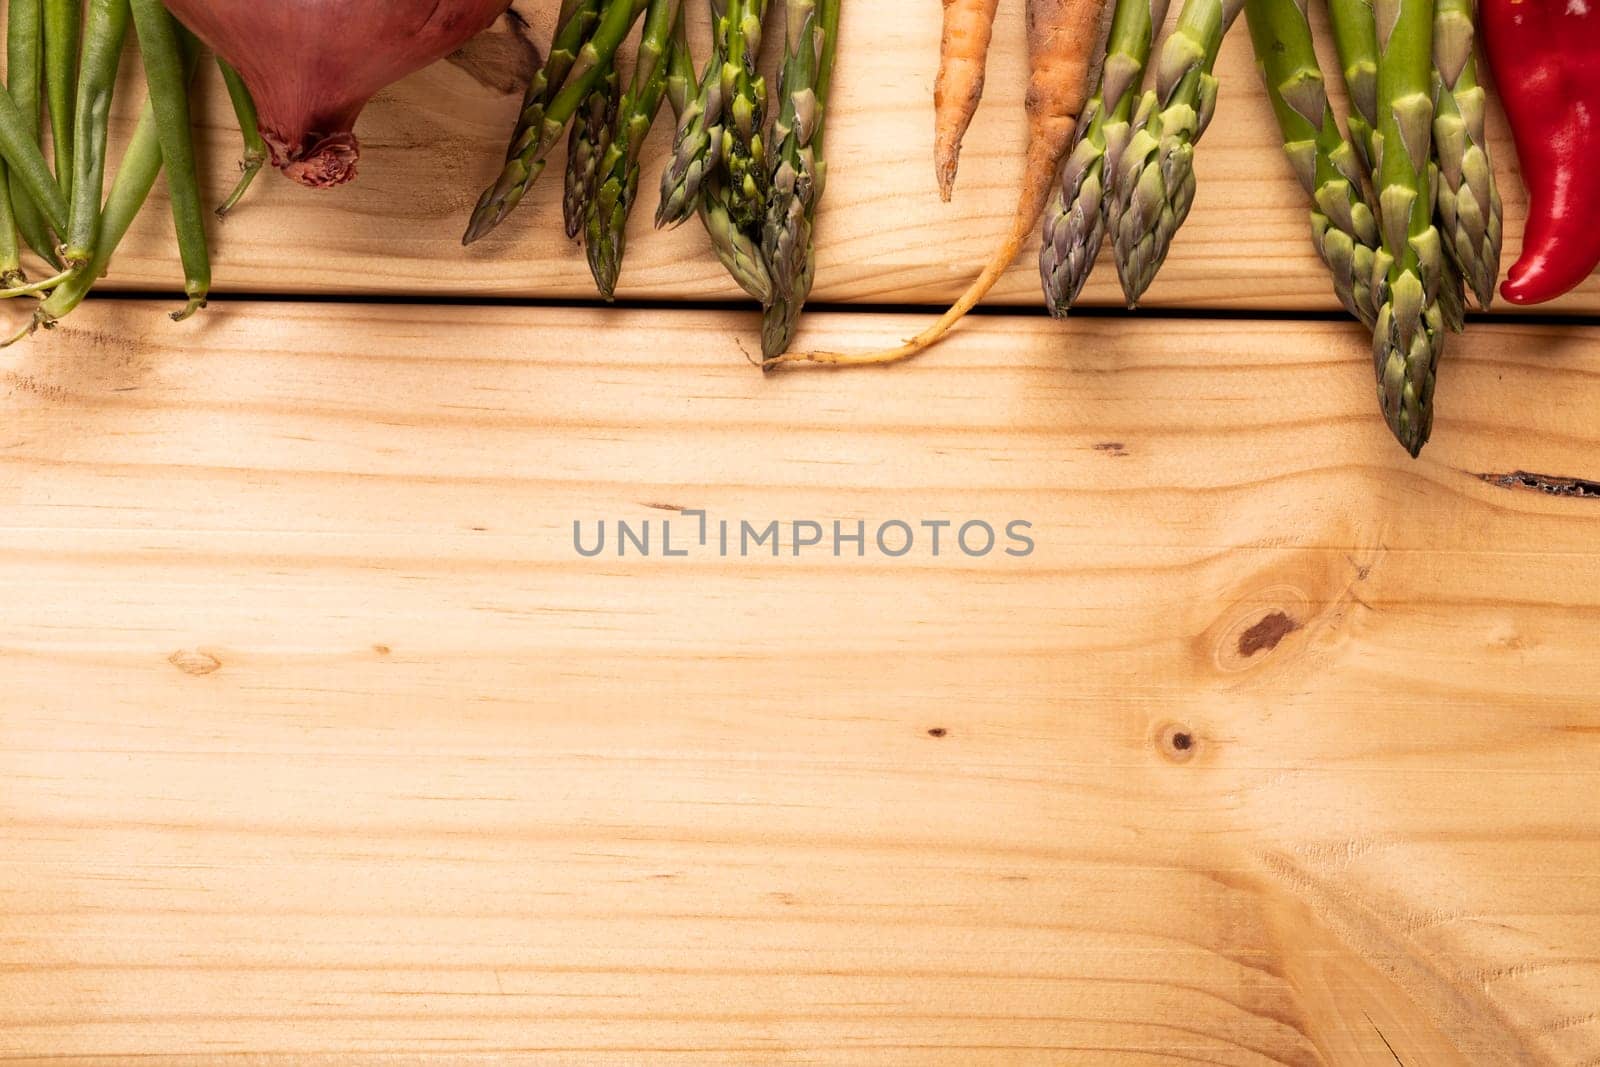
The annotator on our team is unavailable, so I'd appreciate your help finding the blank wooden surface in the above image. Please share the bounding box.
[44,0,1597,312]
[2,302,1598,1063]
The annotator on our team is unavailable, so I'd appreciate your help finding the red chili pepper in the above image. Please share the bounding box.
[1482,0,1600,304]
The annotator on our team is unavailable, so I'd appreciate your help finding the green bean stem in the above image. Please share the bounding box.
[43,0,79,199]
[3,34,198,345]
[216,59,267,217]
[129,0,208,319]
[65,0,133,265]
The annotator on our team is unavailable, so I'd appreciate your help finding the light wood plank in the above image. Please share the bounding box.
[14,0,1591,312]
[1,301,1598,1063]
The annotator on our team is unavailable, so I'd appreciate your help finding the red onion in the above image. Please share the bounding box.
[164,0,514,188]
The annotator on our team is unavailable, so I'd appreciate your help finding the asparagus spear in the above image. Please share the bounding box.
[700,189,772,301]
[1246,0,1380,327]
[463,0,643,243]
[1325,0,1379,173]
[1432,0,1499,309]
[760,0,840,357]
[1108,0,1243,306]
[1371,0,1444,456]
[721,0,771,230]
[657,0,727,227]
[1325,0,1477,326]
[586,0,684,298]
[564,68,620,239]
[1039,0,1171,315]
[693,0,772,302]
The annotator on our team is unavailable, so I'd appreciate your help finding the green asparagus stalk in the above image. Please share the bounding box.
[463,0,643,243]
[1109,0,1244,306]
[1246,0,1380,327]
[8,0,62,269]
[564,68,620,240]
[1325,0,1379,173]
[720,0,771,230]
[542,0,605,102]
[1371,0,1444,456]
[657,0,726,228]
[1039,0,1172,315]
[691,0,772,302]
[759,0,840,357]
[1431,0,1499,309]
[586,0,684,298]
[1323,0,1471,332]
[467,0,601,239]
[699,189,772,302]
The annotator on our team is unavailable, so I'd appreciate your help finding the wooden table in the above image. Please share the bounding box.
[3,3,1599,1064]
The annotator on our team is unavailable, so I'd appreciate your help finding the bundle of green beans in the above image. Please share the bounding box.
[466,0,841,357]
[1245,0,1500,456]
[0,0,268,344]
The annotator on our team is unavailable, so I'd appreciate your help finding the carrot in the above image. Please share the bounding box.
[934,0,1001,201]
[771,0,1110,369]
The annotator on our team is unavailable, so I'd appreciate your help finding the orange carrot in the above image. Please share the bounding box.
[773,0,1109,370]
[934,0,1001,201]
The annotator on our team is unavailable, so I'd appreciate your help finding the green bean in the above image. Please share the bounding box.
[64,0,132,265]
[6,0,63,265]
[44,0,80,199]
[129,0,207,319]
[215,59,266,217]
[0,160,22,289]
[4,35,197,346]
[0,81,68,237]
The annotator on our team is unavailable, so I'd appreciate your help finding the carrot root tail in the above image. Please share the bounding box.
[766,230,1025,370]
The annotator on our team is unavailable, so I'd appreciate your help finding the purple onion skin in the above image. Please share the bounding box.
[164,0,514,187]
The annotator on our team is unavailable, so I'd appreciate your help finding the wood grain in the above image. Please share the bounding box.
[2,301,1598,1063]
[9,0,1590,312]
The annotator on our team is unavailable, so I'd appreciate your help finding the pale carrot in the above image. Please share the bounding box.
[773,0,1110,369]
[934,0,1001,201]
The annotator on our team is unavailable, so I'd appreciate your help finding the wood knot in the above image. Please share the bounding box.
[1156,722,1199,764]
[926,727,948,738]
[1237,611,1300,658]
[168,649,221,676]
[1203,584,1311,674]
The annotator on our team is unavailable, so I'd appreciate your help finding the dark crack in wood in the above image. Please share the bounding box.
[1476,470,1600,500]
